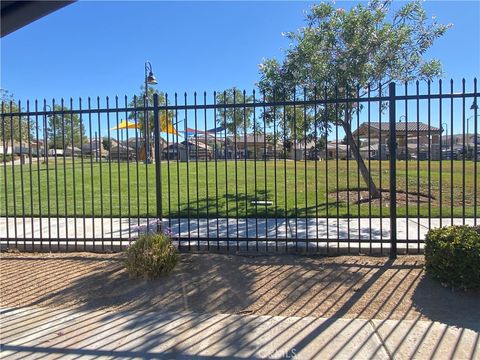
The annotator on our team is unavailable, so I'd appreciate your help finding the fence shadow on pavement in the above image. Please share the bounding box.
[1,253,479,358]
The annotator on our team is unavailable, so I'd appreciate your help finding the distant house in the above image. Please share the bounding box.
[164,140,213,161]
[441,134,480,160]
[29,140,45,157]
[48,148,64,156]
[228,134,282,160]
[358,144,389,160]
[121,137,145,151]
[326,142,350,160]
[441,134,480,148]
[64,146,82,157]
[119,137,168,161]
[290,140,325,160]
[81,139,108,159]
[353,122,442,160]
[0,141,30,156]
[109,144,136,161]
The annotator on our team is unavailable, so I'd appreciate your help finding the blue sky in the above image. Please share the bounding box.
[1,1,479,139]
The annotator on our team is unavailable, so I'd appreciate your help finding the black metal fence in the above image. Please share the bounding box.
[1,80,478,256]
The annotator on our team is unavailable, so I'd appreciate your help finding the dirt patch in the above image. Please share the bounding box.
[1,252,479,328]
[333,189,434,206]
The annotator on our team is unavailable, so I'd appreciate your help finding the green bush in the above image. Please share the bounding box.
[125,233,179,279]
[425,225,480,290]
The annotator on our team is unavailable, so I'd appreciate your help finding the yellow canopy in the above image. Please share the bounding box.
[159,114,178,135]
[110,116,178,135]
[111,120,139,131]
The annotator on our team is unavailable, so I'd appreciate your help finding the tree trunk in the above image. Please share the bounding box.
[342,122,381,199]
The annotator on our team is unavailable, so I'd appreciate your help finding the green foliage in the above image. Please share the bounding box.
[127,86,175,137]
[425,226,480,290]
[260,1,451,93]
[1,154,14,162]
[1,89,34,143]
[47,104,86,149]
[216,88,254,135]
[257,1,451,196]
[258,0,451,128]
[102,137,111,151]
[125,233,179,279]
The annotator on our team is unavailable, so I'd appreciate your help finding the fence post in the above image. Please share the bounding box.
[388,82,397,259]
[153,93,162,233]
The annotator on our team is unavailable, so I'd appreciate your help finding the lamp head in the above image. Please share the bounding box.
[147,71,158,85]
[471,99,479,110]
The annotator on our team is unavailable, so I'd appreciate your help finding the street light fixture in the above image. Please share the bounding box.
[470,99,478,111]
[442,122,448,148]
[144,61,157,164]
[43,104,51,164]
[467,99,478,160]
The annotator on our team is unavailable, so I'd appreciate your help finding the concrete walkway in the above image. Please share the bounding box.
[1,217,477,239]
[1,217,478,252]
[1,306,478,359]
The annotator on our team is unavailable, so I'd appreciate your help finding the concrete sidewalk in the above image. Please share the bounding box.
[1,217,477,239]
[1,217,477,252]
[1,306,478,359]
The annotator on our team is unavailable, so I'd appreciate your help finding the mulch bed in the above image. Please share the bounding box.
[333,189,433,206]
[1,251,479,327]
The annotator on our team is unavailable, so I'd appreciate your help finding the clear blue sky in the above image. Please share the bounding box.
[1,0,479,101]
[1,1,479,138]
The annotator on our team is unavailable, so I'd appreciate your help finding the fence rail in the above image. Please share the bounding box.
[1,80,478,256]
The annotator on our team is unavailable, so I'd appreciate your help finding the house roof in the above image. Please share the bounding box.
[294,140,319,150]
[359,145,379,151]
[166,140,211,150]
[227,134,281,144]
[326,143,348,151]
[355,122,440,136]
[110,143,135,151]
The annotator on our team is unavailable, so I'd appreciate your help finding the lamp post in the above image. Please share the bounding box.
[469,99,479,161]
[466,116,474,136]
[144,61,158,163]
[471,99,479,111]
[398,115,407,158]
[43,104,51,164]
[171,118,184,161]
[442,122,448,148]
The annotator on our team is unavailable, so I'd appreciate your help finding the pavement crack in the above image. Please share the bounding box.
[369,319,394,360]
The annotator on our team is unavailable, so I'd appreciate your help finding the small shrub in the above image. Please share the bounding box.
[425,225,480,290]
[125,233,179,279]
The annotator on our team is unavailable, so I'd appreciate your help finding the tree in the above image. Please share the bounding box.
[0,89,33,145]
[215,88,254,135]
[47,105,86,149]
[258,0,451,198]
[128,86,175,137]
[102,137,111,151]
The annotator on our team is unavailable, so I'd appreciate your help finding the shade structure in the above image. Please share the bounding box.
[159,114,178,135]
[110,117,178,134]
[207,126,225,133]
[110,120,139,131]
[182,127,209,137]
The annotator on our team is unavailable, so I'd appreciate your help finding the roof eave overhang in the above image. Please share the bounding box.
[1,1,75,38]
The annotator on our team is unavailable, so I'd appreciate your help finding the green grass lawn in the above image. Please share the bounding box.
[0,158,478,218]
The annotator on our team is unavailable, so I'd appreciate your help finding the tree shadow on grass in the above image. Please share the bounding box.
[171,189,346,219]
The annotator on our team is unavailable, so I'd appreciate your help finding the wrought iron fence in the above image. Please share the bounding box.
[1,80,478,256]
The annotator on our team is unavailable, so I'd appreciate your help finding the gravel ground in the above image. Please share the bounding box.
[1,252,478,328]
